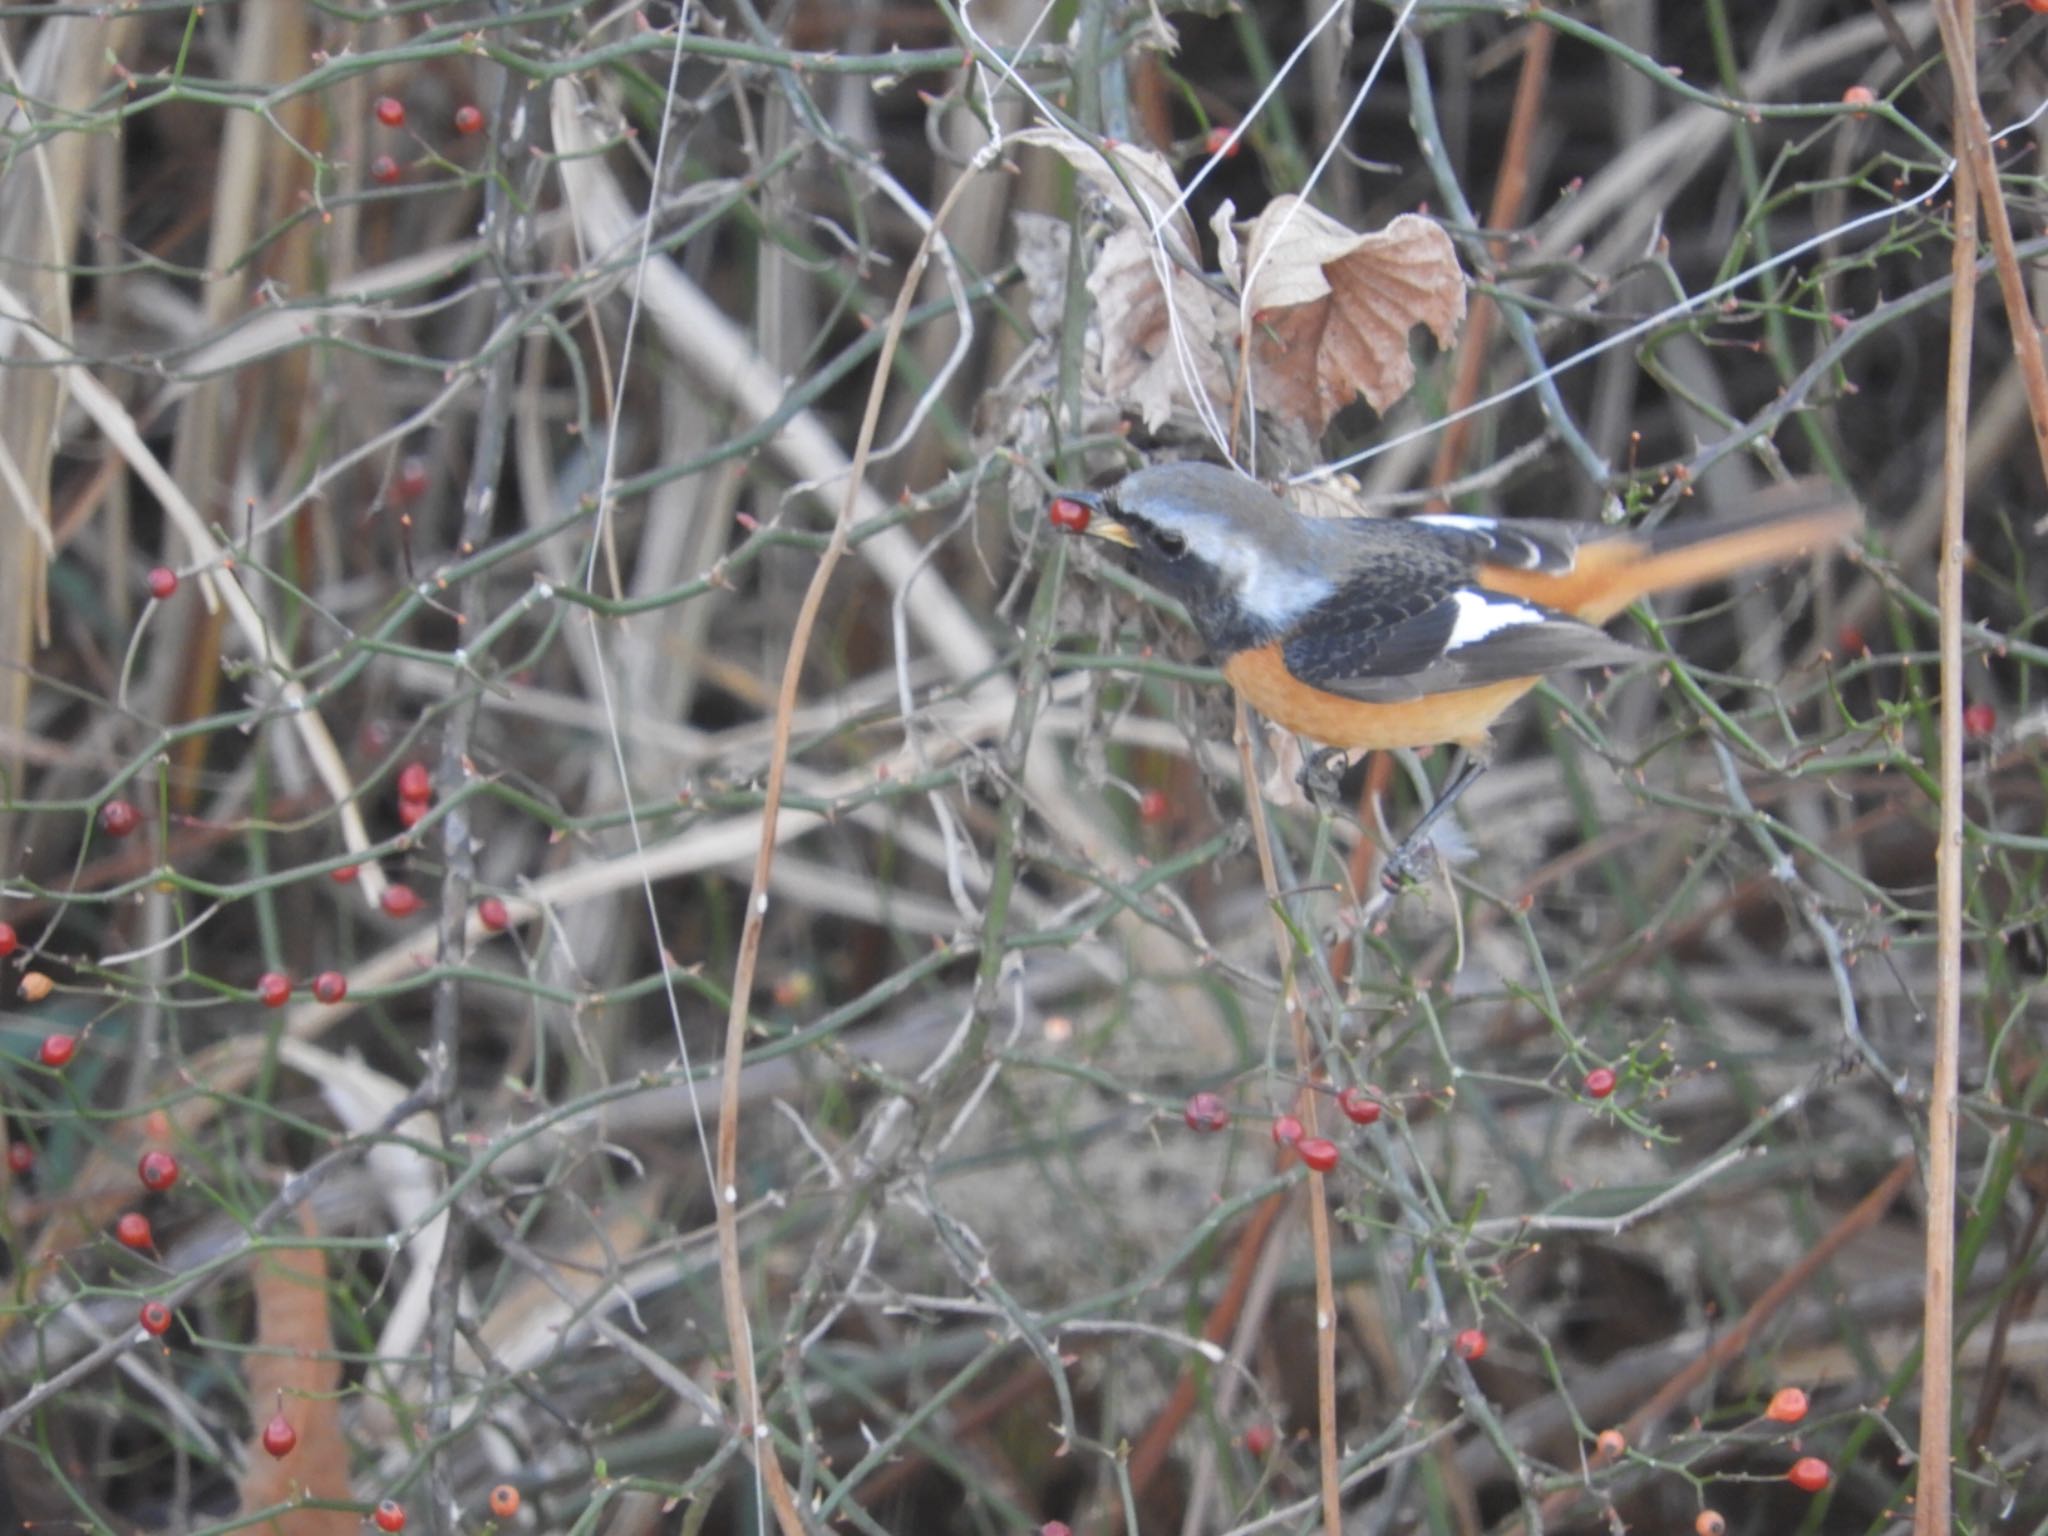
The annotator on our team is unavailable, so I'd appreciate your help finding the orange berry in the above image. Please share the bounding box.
[1453,1327,1487,1361]
[488,1484,520,1519]
[1765,1386,1810,1423]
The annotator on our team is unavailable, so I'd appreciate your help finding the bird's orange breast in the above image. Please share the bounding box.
[1222,645,1538,752]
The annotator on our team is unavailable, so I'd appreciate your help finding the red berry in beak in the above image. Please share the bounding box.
[1048,497,1092,534]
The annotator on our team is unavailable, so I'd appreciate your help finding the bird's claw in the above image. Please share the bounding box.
[1379,837,1440,893]
[1298,747,1351,807]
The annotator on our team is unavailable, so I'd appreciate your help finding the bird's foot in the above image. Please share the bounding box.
[1297,747,1352,807]
[1379,834,1441,893]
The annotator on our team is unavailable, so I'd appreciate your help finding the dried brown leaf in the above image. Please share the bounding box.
[240,1209,354,1535]
[1236,197,1467,435]
[1012,128,1198,260]
[1089,227,1235,431]
[1285,472,1375,522]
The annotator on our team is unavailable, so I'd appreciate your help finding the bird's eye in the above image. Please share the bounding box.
[1151,527,1187,558]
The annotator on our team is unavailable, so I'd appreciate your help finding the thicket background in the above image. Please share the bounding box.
[1,3,2044,1535]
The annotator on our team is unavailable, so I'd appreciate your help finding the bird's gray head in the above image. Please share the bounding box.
[1053,462,1338,653]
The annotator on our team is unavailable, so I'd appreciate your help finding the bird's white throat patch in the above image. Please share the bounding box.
[1184,518,1335,628]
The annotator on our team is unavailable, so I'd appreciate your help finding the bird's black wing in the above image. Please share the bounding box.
[1281,521,1646,705]
[1408,512,1590,573]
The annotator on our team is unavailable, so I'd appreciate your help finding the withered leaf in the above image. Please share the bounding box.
[1234,196,1467,435]
[1088,227,1235,431]
[1012,127,1198,261]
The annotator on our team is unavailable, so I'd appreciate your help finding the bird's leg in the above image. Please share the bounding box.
[1297,746,1352,807]
[1382,752,1490,890]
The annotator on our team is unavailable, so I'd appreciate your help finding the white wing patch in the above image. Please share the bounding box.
[1413,514,1497,533]
[1446,589,1548,650]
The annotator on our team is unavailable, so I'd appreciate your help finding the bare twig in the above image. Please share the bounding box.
[1919,5,1978,1528]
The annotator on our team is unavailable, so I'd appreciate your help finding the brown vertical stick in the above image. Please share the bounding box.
[1236,705,1341,1536]
[1919,4,1976,1530]
[1429,24,1554,492]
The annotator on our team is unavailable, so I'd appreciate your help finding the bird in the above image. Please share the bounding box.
[1049,461,1861,878]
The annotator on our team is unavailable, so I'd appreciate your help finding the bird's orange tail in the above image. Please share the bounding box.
[1482,482,1863,624]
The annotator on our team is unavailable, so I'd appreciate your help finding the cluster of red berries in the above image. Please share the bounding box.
[253,969,347,1007]
[397,759,433,830]
[1182,1083,1385,1168]
[368,96,486,186]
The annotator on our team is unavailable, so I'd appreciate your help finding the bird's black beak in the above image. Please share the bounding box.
[1048,489,1136,548]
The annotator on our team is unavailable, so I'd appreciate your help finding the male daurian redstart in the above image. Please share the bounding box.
[1050,462,1861,873]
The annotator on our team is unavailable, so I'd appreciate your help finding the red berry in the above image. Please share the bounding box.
[1694,1513,1726,1536]
[1203,125,1240,158]
[1964,701,1996,739]
[6,1142,32,1175]
[375,1500,407,1533]
[1047,496,1092,534]
[257,971,291,1008]
[138,1148,180,1192]
[1337,1086,1381,1125]
[1138,788,1169,824]
[1842,84,1875,115]
[139,1300,173,1336]
[146,566,178,600]
[261,1411,298,1458]
[1835,623,1867,657]
[100,799,141,837]
[312,971,348,1005]
[1183,1091,1231,1133]
[1584,1067,1617,1099]
[1243,1423,1275,1457]
[380,884,423,918]
[371,154,402,185]
[488,1485,520,1519]
[453,103,485,135]
[477,896,511,933]
[374,96,406,128]
[1786,1455,1830,1492]
[1297,1135,1339,1173]
[2028,0,2048,13]
[397,762,432,800]
[1453,1327,1487,1361]
[115,1211,153,1249]
[1766,1386,1810,1423]
[0,920,16,957]
[331,863,359,884]
[38,1033,76,1068]
[393,456,431,504]
[397,796,429,829]
[1271,1114,1303,1147]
